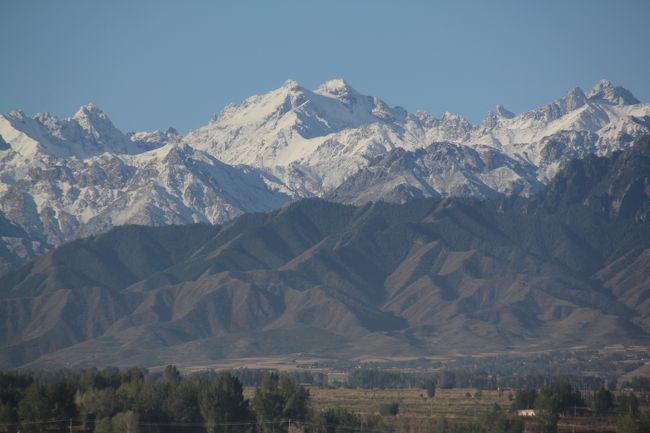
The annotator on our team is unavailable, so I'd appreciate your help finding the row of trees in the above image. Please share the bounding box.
[233,369,328,388]
[0,366,309,433]
[509,383,650,433]
[2,367,649,433]
[511,383,642,416]
[22,365,638,393]
[346,369,623,391]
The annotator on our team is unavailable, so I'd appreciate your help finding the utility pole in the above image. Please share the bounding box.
[69,418,72,433]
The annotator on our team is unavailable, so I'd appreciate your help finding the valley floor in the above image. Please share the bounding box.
[266,388,645,433]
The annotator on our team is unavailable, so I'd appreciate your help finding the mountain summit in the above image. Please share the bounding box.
[186,78,410,173]
[587,79,640,105]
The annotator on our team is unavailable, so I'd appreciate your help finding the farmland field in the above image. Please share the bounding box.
[307,388,502,419]
[244,387,631,433]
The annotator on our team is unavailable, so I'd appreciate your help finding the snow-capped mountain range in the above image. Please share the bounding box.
[0,79,648,273]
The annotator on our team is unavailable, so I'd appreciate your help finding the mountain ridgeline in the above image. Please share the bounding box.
[1,137,649,368]
[0,79,649,274]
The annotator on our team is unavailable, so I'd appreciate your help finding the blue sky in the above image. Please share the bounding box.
[1,0,649,132]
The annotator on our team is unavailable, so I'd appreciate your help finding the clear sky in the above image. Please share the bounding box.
[1,0,649,132]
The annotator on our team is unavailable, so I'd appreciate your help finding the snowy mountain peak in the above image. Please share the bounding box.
[72,103,115,132]
[33,111,57,123]
[313,79,366,109]
[495,105,515,118]
[282,79,301,90]
[0,103,167,159]
[314,78,354,96]
[7,110,27,121]
[127,127,180,150]
[73,102,103,116]
[563,87,587,111]
[440,111,461,121]
[587,79,640,105]
[441,111,472,128]
[517,86,589,123]
[62,102,142,155]
[185,78,417,169]
[479,105,515,130]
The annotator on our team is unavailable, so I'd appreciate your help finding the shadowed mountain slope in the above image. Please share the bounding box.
[1,138,649,368]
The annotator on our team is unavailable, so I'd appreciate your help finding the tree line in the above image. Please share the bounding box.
[0,367,394,433]
[510,382,650,433]
[0,366,314,433]
[2,367,649,433]
[0,366,522,433]
[347,368,616,391]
